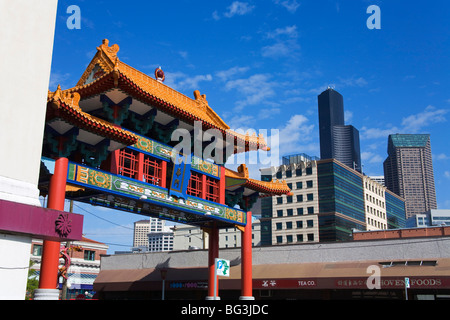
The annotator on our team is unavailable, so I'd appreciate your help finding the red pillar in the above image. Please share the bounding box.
[240,211,254,300]
[207,223,219,299]
[38,157,68,292]
[219,166,226,204]
[160,160,167,188]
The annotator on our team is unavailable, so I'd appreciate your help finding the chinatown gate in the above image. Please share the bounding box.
[38,39,291,300]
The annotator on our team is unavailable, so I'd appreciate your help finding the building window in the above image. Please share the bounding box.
[306,167,312,175]
[276,236,283,244]
[143,155,163,185]
[296,181,303,189]
[297,195,303,202]
[307,207,314,214]
[306,180,313,188]
[297,234,303,242]
[84,250,95,261]
[307,234,314,241]
[286,170,292,178]
[297,208,304,215]
[276,223,282,230]
[277,210,283,217]
[118,149,138,178]
[296,221,303,228]
[307,220,314,228]
[276,171,282,179]
[205,176,220,203]
[286,222,293,229]
[296,168,302,176]
[187,172,203,198]
[32,244,43,256]
[277,197,283,204]
[307,193,314,201]
[287,196,293,203]
[287,208,293,216]
[286,235,293,243]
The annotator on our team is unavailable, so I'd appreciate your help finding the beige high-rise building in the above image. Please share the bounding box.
[384,134,437,219]
[363,176,388,231]
[260,154,320,246]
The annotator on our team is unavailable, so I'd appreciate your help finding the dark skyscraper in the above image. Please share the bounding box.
[383,134,437,219]
[318,88,361,172]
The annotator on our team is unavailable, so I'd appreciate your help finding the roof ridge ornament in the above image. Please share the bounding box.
[97,39,120,61]
[193,90,209,112]
[155,66,165,82]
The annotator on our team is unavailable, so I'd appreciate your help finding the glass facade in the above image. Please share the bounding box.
[385,191,406,229]
[318,88,361,172]
[318,160,365,241]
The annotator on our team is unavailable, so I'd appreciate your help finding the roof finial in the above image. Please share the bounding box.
[155,66,165,82]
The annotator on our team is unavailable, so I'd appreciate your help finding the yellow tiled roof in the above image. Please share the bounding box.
[69,39,268,150]
[47,85,138,146]
[225,164,291,196]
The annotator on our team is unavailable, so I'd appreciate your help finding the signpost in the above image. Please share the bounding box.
[214,258,230,300]
[405,277,410,300]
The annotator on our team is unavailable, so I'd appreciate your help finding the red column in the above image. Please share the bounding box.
[240,211,254,300]
[219,166,226,204]
[136,152,144,181]
[160,160,167,188]
[39,157,68,290]
[207,223,219,299]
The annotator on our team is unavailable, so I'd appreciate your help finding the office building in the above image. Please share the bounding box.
[133,217,170,251]
[383,134,437,219]
[363,176,388,231]
[317,159,366,241]
[172,220,261,250]
[260,154,320,246]
[406,209,450,228]
[260,155,406,244]
[147,229,174,252]
[318,88,362,172]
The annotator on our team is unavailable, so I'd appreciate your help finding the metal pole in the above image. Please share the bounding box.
[162,279,165,300]
[405,277,409,300]
[213,259,217,300]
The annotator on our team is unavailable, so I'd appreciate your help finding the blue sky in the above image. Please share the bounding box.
[49,0,450,253]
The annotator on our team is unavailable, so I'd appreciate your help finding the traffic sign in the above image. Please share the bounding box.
[215,258,230,277]
[405,277,410,288]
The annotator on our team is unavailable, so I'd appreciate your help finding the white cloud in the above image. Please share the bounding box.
[360,126,400,140]
[224,73,277,110]
[164,71,212,91]
[361,106,449,140]
[262,25,300,59]
[224,1,255,18]
[434,153,449,160]
[361,151,383,164]
[270,114,316,158]
[274,0,300,13]
[49,71,72,91]
[445,171,450,179]
[216,66,250,82]
[266,25,298,39]
[401,105,448,133]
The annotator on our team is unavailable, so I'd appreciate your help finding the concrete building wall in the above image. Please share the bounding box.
[0,0,58,300]
[99,236,450,271]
